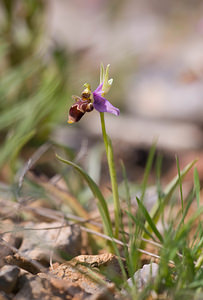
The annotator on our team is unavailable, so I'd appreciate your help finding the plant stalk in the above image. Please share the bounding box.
[100,112,120,238]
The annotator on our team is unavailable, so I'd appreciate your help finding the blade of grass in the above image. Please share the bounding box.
[140,142,156,202]
[120,160,132,230]
[56,154,113,237]
[188,280,203,288]
[194,167,200,208]
[175,206,203,242]
[136,197,163,243]
[140,159,197,254]
[149,159,197,227]
[176,189,194,233]
[176,156,184,216]
[155,154,163,200]
[126,211,156,241]
[120,160,135,269]
[155,154,166,229]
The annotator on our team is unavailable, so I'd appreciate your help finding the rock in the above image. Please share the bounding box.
[50,261,106,295]
[15,272,91,300]
[50,253,122,295]
[0,220,22,268]
[72,253,125,278]
[0,291,11,300]
[123,263,159,293]
[19,222,82,264]
[0,265,20,294]
[88,284,118,300]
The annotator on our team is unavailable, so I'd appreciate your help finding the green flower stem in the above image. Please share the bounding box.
[100,112,120,238]
[100,112,108,151]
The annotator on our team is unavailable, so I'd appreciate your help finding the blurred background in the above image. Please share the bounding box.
[0,0,203,184]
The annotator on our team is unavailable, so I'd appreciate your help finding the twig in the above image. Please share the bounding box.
[0,236,46,273]
[17,142,52,195]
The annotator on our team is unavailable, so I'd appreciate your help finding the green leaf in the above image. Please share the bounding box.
[120,160,133,235]
[141,142,156,202]
[150,159,197,225]
[188,280,203,288]
[136,197,163,242]
[176,189,194,233]
[56,154,113,236]
[194,167,200,208]
[176,156,184,215]
[175,206,203,242]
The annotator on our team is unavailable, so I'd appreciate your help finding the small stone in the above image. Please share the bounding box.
[0,265,20,293]
[15,272,91,300]
[88,283,117,300]
[0,220,22,268]
[123,263,159,293]
[50,253,121,295]
[0,291,11,300]
[19,222,82,264]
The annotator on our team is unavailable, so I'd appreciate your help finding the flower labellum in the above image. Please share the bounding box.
[68,83,119,123]
[68,86,94,123]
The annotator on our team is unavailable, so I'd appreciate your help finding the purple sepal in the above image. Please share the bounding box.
[93,83,120,116]
[93,93,120,116]
[93,83,103,95]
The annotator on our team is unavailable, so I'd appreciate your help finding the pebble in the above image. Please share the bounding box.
[0,265,20,294]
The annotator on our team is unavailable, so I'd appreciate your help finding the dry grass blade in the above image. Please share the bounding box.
[28,172,92,222]
[17,142,52,193]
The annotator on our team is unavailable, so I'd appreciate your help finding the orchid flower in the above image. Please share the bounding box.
[68,72,119,123]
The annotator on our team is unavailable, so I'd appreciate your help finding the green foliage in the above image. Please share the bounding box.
[56,154,113,237]
[136,196,163,243]
[57,142,203,299]
[0,0,70,177]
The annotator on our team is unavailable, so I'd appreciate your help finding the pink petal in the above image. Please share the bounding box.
[93,93,120,116]
[93,83,103,95]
